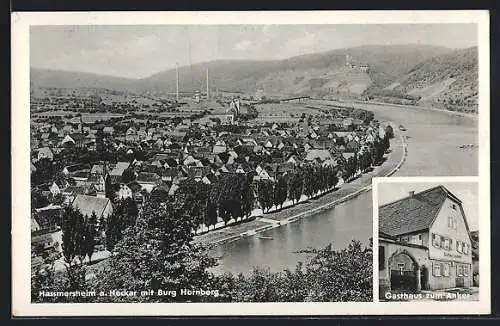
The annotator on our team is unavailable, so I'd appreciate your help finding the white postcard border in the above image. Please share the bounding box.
[11,10,490,316]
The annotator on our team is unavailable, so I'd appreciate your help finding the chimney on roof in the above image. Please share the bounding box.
[409,191,415,197]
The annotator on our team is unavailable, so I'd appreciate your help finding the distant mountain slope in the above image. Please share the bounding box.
[31,44,452,98]
[30,68,136,91]
[140,44,452,96]
[401,47,478,107]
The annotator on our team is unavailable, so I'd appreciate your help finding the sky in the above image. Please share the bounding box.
[377,182,479,231]
[30,24,477,79]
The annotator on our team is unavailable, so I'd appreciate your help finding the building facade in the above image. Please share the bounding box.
[379,186,474,296]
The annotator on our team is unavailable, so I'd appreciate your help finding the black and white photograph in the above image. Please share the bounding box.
[375,179,479,302]
[11,10,490,316]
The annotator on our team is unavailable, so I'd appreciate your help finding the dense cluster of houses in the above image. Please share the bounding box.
[30,109,388,269]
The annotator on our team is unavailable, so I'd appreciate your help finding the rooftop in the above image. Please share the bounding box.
[72,194,111,218]
[379,185,461,237]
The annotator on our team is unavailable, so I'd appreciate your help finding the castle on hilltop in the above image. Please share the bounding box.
[345,53,369,72]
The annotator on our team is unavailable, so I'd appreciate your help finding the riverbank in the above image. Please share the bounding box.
[351,100,478,120]
[193,122,407,248]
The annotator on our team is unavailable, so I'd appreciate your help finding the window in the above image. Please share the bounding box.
[464,243,469,255]
[378,246,385,271]
[464,265,469,277]
[433,263,441,277]
[457,241,462,253]
[457,265,463,277]
[462,242,467,254]
[410,235,419,244]
[448,216,458,230]
[442,263,450,277]
[432,234,441,248]
[443,238,450,251]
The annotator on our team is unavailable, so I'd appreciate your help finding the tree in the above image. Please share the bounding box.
[238,175,254,220]
[149,187,169,204]
[121,167,136,184]
[60,205,89,293]
[256,179,274,213]
[105,198,139,252]
[214,240,372,302]
[61,206,86,265]
[31,255,89,303]
[104,175,116,203]
[302,166,315,199]
[92,196,218,302]
[206,203,218,230]
[385,125,394,139]
[31,189,49,209]
[287,171,304,204]
[273,175,288,210]
[176,178,211,229]
[82,212,98,263]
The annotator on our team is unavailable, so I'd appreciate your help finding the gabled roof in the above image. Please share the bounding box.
[136,172,161,183]
[72,194,111,218]
[379,185,461,237]
[305,149,332,161]
[110,162,130,176]
[37,147,53,156]
[90,164,105,175]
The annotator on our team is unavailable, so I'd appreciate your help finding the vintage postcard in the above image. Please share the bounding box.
[11,10,490,316]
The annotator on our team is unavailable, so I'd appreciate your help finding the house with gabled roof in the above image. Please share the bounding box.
[305,149,333,162]
[378,185,474,295]
[136,172,162,193]
[37,147,54,161]
[109,162,130,177]
[202,173,217,185]
[49,179,69,196]
[90,163,106,176]
[72,194,113,223]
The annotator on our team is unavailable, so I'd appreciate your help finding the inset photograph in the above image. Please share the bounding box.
[375,179,479,302]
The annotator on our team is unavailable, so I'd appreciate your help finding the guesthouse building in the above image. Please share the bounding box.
[378,185,474,295]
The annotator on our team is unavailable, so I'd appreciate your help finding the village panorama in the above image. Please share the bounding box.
[29,25,479,303]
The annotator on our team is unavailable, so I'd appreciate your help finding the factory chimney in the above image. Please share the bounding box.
[176,62,179,101]
[206,67,209,100]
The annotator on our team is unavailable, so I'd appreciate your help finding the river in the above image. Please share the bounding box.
[211,102,478,275]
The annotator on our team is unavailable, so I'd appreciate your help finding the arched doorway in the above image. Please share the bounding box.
[420,265,429,290]
[388,251,419,292]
